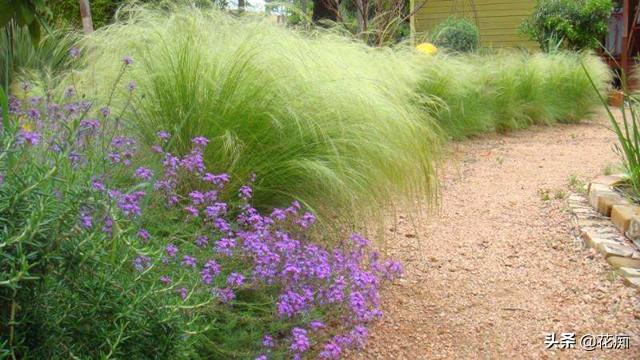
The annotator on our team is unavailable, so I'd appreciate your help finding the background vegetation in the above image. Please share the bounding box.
[417,50,610,138]
[430,16,479,53]
[520,0,613,51]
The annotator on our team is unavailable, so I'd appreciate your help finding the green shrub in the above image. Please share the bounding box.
[76,6,440,230]
[431,17,479,53]
[520,0,613,52]
[0,88,205,358]
[415,50,610,139]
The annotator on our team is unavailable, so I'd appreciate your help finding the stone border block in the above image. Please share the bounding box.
[570,177,640,289]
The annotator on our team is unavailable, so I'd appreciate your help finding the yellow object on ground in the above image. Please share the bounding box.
[416,42,438,55]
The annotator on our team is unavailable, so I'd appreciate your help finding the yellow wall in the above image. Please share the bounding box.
[412,0,538,49]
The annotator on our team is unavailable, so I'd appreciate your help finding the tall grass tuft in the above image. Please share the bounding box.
[416,50,610,139]
[583,63,640,196]
[76,6,441,231]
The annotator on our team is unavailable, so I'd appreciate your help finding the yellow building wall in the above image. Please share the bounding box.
[412,0,538,49]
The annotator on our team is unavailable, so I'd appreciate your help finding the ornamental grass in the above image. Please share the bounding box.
[75,6,440,232]
[415,50,610,139]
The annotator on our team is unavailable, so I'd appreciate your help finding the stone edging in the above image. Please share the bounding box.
[567,174,640,288]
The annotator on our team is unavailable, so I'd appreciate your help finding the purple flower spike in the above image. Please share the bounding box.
[182,255,197,268]
[19,130,41,146]
[127,80,137,92]
[239,185,252,200]
[133,255,151,272]
[137,229,150,242]
[309,320,325,331]
[191,136,209,147]
[80,214,93,229]
[262,335,275,348]
[319,342,342,359]
[160,275,172,285]
[122,56,134,65]
[100,106,110,117]
[178,287,188,300]
[213,287,235,303]
[195,235,209,248]
[165,243,178,257]
[350,325,368,349]
[157,131,170,141]
[134,167,153,181]
[201,259,221,284]
[290,328,310,353]
[184,206,199,218]
[189,191,205,205]
[350,233,370,248]
[202,172,230,188]
[226,272,245,287]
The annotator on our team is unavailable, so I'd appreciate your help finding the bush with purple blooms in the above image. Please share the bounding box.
[0,52,402,359]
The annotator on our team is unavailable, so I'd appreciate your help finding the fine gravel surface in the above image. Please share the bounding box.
[351,110,640,359]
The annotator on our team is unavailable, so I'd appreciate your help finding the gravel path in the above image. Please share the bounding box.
[352,111,640,359]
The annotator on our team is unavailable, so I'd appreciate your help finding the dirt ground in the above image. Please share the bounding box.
[350,111,640,359]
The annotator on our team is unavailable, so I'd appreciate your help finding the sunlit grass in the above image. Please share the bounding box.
[77,6,441,235]
[416,50,610,139]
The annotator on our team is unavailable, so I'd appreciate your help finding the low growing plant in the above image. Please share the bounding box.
[1,51,402,359]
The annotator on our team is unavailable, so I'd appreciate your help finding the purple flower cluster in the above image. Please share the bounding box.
[108,137,401,358]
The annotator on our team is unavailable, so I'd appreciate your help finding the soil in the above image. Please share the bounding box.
[349,110,640,359]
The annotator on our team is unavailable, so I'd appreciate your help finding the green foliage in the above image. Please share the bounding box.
[0,23,80,90]
[431,17,479,53]
[48,0,122,29]
[0,103,201,358]
[585,65,640,197]
[48,0,229,29]
[416,51,610,139]
[0,0,51,44]
[520,0,613,52]
[77,6,440,229]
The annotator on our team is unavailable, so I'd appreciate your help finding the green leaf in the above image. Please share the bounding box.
[0,1,19,28]
[0,85,9,132]
[17,2,35,26]
[27,17,41,44]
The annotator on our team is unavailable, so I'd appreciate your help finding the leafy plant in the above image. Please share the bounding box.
[0,0,51,44]
[431,16,479,53]
[0,23,80,91]
[583,63,640,195]
[520,0,613,52]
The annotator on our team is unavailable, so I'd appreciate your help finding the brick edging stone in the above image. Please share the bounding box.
[568,174,640,288]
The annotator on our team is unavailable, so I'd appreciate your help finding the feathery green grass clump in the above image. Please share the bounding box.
[416,50,610,139]
[77,6,440,231]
